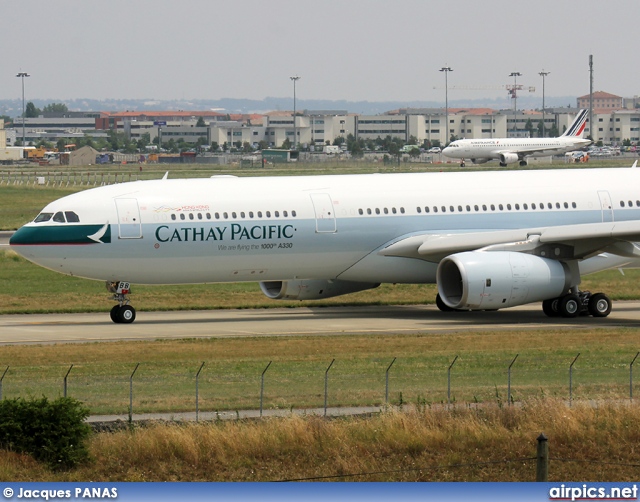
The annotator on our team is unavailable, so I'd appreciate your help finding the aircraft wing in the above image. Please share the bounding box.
[378,220,640,262]
[496,147,550,157]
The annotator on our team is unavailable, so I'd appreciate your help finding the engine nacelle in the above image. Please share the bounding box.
[436,251,573,310]
[260,279,379,301]
[470,158,489,164]
[499,152,520,165]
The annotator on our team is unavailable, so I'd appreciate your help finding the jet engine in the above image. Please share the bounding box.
[436,251,573,310]
[470,158,489,164]
[499,152,520,165]
[260,279,380,301]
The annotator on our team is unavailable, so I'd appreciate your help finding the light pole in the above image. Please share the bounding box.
[509,71,521,135]
[290,75,301,150]
[539,70,550,137]
[439,66,453,145]
[16,71,30,147]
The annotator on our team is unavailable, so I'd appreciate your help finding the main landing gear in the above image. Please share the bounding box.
[542,290,612,318]
[106,281,136,324]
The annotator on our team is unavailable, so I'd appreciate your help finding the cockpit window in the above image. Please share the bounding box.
[53,212,66,223]
[34,213,53,223]
[65,211,80,222]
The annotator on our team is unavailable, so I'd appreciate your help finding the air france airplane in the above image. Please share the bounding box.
[9,164,640,323]
[442,109,591,167]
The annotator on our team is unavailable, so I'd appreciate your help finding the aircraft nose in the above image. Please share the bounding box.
[9,226,32,246]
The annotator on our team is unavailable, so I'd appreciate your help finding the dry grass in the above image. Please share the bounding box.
[1,399,639,481]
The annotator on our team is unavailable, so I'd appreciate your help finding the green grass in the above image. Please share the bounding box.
[1,328,639,415]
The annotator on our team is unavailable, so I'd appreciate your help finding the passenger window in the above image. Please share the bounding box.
[425,207,430,213]
[171,214,176,221]
[490,204,495,211]
[292,210,297,217]
[189,213,194,220]
[180,214,186,220]
[241,212,246,218]
[197,213,203,220]
[275,211,280,217]
[523,204,528,210]
[249,211,254,218]
[283,211,288,217]
[65,211,80,222]
[416,207,422,214]
[358,209,363,215]
[53,212,66,223]
[375,208,380,215]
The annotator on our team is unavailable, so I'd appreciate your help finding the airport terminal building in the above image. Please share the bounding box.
[6,92,640,149]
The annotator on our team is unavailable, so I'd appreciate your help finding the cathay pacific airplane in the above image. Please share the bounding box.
[442,109,591,167]
[9,164,640,324]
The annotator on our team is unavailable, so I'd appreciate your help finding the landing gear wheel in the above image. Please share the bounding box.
[559,294,581,318]
[110,305,121,323]
[436,293,454,312]
[118,305,136,324]
[588,292,612,318]
[519,160,528,167]
[460,161,465,167]
[542,298,560,317]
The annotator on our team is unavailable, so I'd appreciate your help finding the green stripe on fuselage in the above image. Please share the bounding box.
[10,224,111,245]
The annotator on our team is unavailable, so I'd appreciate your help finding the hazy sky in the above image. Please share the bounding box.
[3,0,639,105]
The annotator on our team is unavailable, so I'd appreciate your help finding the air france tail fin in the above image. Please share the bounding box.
[561,109,589,137]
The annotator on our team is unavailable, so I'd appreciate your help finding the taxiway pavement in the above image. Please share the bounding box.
[3,302,640,345]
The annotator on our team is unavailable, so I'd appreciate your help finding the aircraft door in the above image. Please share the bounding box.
[310,193,337,233]
[115,198,142,239]
[597,190,614,222]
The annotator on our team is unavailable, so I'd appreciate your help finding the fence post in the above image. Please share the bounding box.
[508,354,519,406]
[631,352,639,401]
[129,363,140,423]
[536,433,549,481]
[195,362,205,423]
[385,357,396,405]
[260,361,272,418]
[324,359,335,416]
[448,355,458,405]
[569,353,580,407]
[0,366,8,400]
[63,364,73,398]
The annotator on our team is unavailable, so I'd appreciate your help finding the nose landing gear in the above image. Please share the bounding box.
[107,281,137,324]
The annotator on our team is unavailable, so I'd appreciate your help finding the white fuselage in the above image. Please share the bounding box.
[442,137,591,163]
[9,168,640,287]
